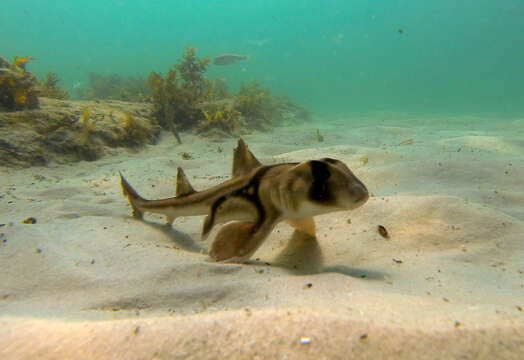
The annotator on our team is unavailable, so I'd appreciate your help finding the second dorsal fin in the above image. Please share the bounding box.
[232,138,262,177]
[175,167,196,197]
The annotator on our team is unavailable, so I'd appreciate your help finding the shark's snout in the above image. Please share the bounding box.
[351,182,369,207]
[340,175,369,210]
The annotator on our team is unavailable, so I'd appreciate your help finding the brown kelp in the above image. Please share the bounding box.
[233,81,281,130]
[148,46,211,136]
[122,112,154,147]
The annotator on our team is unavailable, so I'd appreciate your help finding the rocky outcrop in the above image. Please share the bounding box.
[0,98,160,167]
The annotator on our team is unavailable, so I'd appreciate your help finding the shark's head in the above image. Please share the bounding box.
[312,158,369,210]
[279,158,368,217]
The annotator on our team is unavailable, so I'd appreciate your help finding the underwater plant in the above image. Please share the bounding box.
[148,47,309,138]
[233,81,281,130]
[278,96,312,123]
[122,112,153,147]
[75,73,150,102]
[148,69,178,131]
[174,46,211,99]
[13,56,34,70]
[148,46,211,136]
[196,99,247,136]
[38,72,69,100]
[0,56,39,111]
[209,77,230,100]
[79,107,96,145]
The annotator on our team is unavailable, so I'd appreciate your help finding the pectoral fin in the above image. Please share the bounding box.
[209,218,276,263]
[285,217,316,238]
[201,196,259,240]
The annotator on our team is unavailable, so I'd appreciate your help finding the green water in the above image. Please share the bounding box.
[2,0,523,116]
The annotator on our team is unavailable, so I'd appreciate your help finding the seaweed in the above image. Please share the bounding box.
[79,107,96,144]
[209,77,230,100]
[75,73,150,102]
[69,106,102,160]
[38,72,69,100]
[122,112,152,147]
[148,46,211,136]
[233,81,281,129]
[0,56,39,111]
[278,96,312,123]
[174,46,211,99]
[148,69,178,131]
[147,47,309,138]
[196,99,247,136]
[13,56,34,70]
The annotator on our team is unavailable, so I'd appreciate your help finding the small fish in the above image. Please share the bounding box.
[398,28,404,34]
[398,138,414,146]
[213,54,249,66]
[13,56,34,70]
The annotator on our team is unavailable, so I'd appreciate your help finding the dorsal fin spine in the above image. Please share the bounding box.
[232,138,262,177]
[175,167,196,197]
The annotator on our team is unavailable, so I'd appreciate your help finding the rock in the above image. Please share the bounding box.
[0,98,160,167]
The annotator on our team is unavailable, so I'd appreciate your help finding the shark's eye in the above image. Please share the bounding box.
[309,160,331,201]
[311,160,331,181]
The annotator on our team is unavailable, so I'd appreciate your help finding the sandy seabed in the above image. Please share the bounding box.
[1,114,523,359]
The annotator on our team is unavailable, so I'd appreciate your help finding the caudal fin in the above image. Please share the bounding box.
[119,172,145,219]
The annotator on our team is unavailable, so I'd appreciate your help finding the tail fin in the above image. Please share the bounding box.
[119,172,145,219]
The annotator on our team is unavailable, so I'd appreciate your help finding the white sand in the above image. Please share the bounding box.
[1,114,523,359]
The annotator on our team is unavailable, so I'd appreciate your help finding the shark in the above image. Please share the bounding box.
[120,139,369,263]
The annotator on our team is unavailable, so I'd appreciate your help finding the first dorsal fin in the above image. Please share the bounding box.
[175,167,196,197]
[232,138,262,177]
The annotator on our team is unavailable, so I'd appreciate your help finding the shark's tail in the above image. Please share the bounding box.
[119,172,145,219]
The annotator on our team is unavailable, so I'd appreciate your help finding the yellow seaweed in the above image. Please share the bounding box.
[13,56,34,70]
[81,107,91,127]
